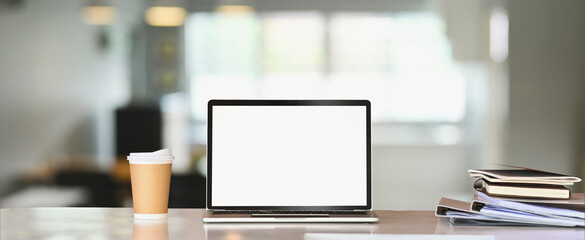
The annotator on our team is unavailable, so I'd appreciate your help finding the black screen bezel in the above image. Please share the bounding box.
[207,99,372,210]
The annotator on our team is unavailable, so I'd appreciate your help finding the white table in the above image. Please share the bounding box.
[1,208,583,240]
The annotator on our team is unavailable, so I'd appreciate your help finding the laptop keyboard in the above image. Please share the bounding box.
[213,210,368,215]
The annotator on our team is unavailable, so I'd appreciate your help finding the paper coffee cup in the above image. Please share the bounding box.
[128,149,174,220]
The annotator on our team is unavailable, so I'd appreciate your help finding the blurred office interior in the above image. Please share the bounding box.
[0,0,583,210]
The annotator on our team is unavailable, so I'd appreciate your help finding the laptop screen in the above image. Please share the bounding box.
[208,100,371,209]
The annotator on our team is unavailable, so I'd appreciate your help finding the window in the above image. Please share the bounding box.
[186,11,467,144]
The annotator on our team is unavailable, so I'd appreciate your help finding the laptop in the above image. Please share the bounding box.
[202,100,378,223]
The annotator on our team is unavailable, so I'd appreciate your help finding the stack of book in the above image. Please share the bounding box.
[469,169,579,199]
[436,168,584,227]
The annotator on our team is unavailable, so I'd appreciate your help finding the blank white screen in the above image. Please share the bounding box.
[211,105,367,207]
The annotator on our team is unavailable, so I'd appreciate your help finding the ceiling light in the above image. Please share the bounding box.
[144,6,187,27]
[82,5,117,25]
[216,5,254,14]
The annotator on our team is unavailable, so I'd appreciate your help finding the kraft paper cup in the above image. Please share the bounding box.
[128,149,174,220]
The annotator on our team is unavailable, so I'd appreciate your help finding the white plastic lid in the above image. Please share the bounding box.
[127,149,174,164]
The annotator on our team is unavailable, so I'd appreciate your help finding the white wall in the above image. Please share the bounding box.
[0,0,131,194]
[372,0,585,209]
[372,145,472,210]
[506,0,585,191]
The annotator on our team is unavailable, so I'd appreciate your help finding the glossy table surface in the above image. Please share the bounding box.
[1,208,583,240]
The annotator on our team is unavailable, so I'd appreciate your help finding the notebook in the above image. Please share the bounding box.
[202,99,378,223]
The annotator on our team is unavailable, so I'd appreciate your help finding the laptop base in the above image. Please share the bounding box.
[202,210,379,223]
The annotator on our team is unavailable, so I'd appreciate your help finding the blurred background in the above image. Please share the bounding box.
[0,0,583,210]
